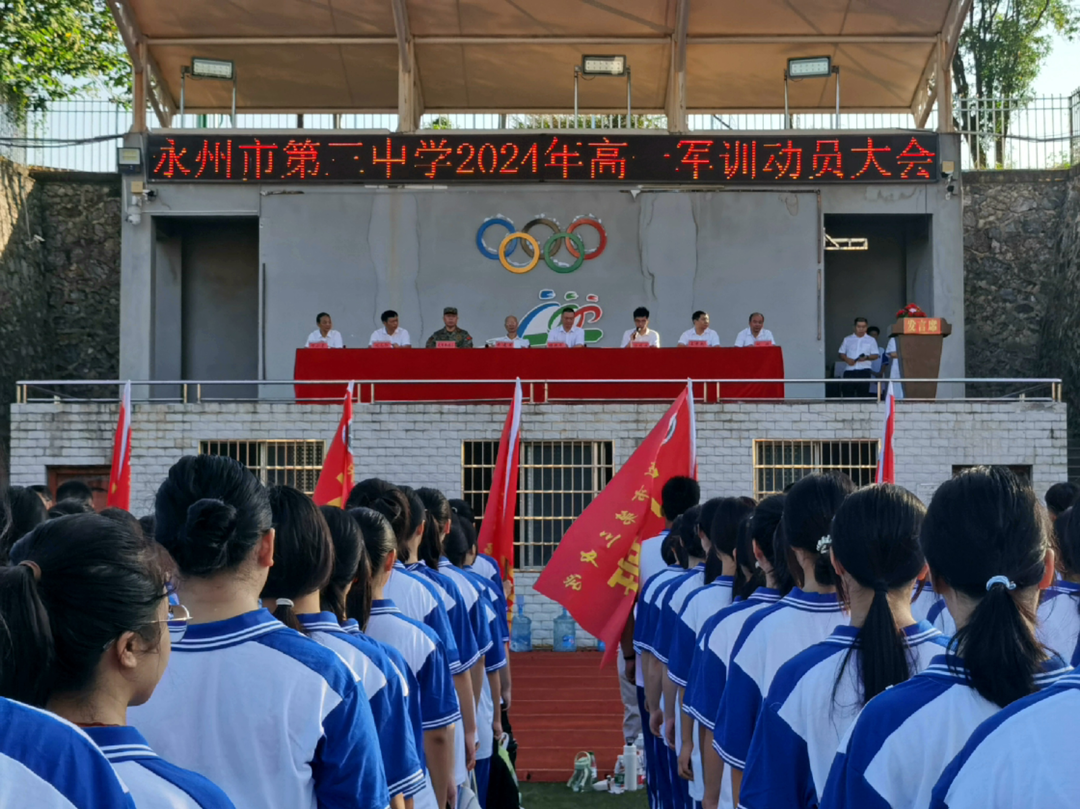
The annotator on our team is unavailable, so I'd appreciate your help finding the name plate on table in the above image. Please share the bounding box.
[493,342,517,349]
[751,341,774,347]
[688,340,708,347]
[903,318,943,335]
[371,342,393,349]
[436,341,458,349]
[631,341,653,348]
[307,341,329,349]
[547,341,568,348]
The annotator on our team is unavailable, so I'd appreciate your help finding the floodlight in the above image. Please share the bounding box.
[582,55,627,76]
[116,147,143,174]
[191,58,235,80]
[787,57,832,79]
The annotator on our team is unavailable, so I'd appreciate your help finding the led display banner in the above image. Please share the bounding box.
[148,132,940,184]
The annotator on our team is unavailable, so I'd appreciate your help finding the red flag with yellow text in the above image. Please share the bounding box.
[478,379,523,611]
[106,381,132,511]
[313,383,355,507]
[534,382,696,665]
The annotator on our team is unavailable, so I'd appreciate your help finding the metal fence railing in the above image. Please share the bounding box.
[3,92,1077,174]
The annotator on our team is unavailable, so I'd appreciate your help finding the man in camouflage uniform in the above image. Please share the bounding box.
[426,306,474,348]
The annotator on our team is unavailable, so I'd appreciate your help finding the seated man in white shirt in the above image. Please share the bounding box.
[369,309,411,347]
[306,312,344,348]
[677,310,720,347]
[492,315,530,348]
[621,306,661,347]
[546,307,587,348]
[838,317,880,398]
[734,312,777,347]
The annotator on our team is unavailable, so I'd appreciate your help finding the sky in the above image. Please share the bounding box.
[1032,33,1080,96]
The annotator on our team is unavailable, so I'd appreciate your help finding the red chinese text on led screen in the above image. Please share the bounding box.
[675,140,713,179]
[589,138,629,179]
[897,138,936,178]
[283,139,321,179]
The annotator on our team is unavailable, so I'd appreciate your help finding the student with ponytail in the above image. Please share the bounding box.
[668,499,754,804]
[354,506,461,809]
[820,466,1063,809]
[263,489,425,809]
[0,513,233,808]
[129,455,389,809]
[687,494,787,809]
[740,485,946,809]
[1036,506,1080,666]
[713,473,853,806]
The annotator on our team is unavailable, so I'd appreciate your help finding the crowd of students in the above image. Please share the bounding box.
[0,457,512,809]
[632,472,1080,809]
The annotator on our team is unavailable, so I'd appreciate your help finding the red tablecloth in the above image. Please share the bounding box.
[294,347,784,402]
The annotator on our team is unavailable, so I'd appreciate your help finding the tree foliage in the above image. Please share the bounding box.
[0,0,128,122]
[953,0,1078,166]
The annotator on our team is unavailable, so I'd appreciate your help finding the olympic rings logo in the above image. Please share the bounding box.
[476,215,607,274]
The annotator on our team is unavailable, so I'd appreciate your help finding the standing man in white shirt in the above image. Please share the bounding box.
[369,310,412,347]
[492,315,530,348]
[306,312,344,348]
[733,312,777,347]
[838,316,880,397]
[622,307,661,347]
[677,311,720,347]
[546,308,587,348]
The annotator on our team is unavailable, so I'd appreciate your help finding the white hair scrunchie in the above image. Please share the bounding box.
[985,576,1017,591]
[816,536,832,554]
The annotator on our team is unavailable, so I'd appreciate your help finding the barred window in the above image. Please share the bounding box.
[462,440,615,570]
[753,439,878,499]
[199,440,325,495]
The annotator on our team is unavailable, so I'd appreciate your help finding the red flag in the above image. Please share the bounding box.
[535,382,697,666]
[313,383,355,507]
[478,379,523,610]
[876,378,896,484]
[106,381,132,510]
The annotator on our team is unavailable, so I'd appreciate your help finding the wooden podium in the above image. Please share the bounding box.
[891,317,952,398]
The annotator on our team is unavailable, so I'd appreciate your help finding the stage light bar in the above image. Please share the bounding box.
[582,55,627,76]
[787,56,832,78]
[191,58,235,80]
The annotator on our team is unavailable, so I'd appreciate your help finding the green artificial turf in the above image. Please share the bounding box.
[519,781,649,809]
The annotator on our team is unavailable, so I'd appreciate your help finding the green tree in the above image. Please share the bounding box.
[953,0,1079,167]
[0,0,127,122]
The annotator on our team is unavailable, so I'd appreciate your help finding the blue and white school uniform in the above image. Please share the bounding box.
[128,609,389,809]
[298,613,426,800]
[739,622,946,809]
[0,698,136,809]
[469,553,502,591]
[929,671,1080,808]
[84,726,234,809]
[819,653,1072,809]
[474,591,509,808]
[633,565,684,809]
[683,589,781,809]
[713,589,846,772]
[464,568,510,648]
[1037,581,1080,666]
[910,580,942,623]
[653,563,707,809]
[385,561,464,675]
[926,597,957,636]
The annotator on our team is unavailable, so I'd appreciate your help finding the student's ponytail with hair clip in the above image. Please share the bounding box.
[347,479,413,561]
[922,466,1051,707]
[829,485,927,705]
[782,472,855,589]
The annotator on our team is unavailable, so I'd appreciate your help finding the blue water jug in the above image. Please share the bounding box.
[553,608,577,652]
[510,597,533,652]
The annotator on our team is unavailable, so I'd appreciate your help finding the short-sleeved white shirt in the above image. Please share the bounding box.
[678,328,720,347]
[839,334,880,370]
[621,328,661,347]
[307,329,344,348]
[369,327,411,347]
[734,327,776,347]
[546,326,587,347]
[493,336,530,348]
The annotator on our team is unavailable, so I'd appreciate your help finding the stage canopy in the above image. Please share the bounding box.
[108,0,967,129]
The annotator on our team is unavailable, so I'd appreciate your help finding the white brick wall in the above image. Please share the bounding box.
[10,399,1068,646]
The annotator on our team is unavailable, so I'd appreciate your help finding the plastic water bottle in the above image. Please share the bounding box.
[553,608,577,652]
[510,598,532,652]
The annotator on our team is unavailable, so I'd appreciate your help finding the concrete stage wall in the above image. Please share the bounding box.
[118,135,965,396]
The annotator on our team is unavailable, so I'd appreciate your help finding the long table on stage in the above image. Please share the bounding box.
[294,347,784,402]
